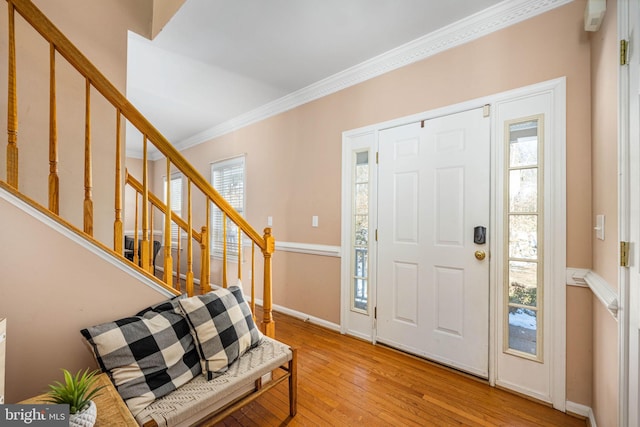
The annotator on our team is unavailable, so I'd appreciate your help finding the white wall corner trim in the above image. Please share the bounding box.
[565,401,597,427]
[585,270,619,318]
[566,267,590,287]
[141,0,573,158]
[249,297,341,332]
[0,187,175,298]
[275,241,341,257]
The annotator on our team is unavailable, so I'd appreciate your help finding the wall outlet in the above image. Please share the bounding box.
[312,216,319,227]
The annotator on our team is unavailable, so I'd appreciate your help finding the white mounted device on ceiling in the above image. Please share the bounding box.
[584,0,606,32]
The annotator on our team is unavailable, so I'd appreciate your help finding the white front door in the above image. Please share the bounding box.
[376,108,490,377]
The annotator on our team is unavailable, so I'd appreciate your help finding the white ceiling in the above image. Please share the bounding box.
[125,0,552,155]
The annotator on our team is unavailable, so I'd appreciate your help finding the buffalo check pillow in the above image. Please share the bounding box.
[178,286,262,380]
[80,296,201,417]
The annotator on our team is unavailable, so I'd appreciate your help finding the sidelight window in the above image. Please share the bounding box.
[504,117,543,361]
[352,151,370,312]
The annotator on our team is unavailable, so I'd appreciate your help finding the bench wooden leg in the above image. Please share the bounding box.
[289,348,297,417]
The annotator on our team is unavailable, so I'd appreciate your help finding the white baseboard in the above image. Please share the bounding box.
[566,401,597,427]
[156,273,341,332]
[249,297,340,332]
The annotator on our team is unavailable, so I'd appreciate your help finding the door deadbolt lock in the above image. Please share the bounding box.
[474,250,486,261]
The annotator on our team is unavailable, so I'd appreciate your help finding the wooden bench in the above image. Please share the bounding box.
[135,336,297,427]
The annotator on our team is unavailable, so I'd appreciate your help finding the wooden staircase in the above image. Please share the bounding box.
[2,0,275,336]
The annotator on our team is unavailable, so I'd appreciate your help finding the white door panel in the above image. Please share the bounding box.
[377,108,490,377]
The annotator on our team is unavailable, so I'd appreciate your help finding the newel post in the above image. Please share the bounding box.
[261,227,275,338]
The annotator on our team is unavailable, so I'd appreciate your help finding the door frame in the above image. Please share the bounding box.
[340,77,566,408]
[620,0,636,424]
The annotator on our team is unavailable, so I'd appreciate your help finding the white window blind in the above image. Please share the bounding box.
[211,156,245,257]
[164,174,182,242]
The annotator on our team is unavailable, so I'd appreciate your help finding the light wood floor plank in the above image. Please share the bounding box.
[206,311,586,427]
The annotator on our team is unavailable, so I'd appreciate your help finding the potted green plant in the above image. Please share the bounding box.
[45,368,104,427]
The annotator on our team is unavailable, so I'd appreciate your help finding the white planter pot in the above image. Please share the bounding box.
[69,400,97,427]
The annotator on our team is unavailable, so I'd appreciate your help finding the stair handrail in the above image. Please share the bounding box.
[5,0,276,336]
[7,0,266,250]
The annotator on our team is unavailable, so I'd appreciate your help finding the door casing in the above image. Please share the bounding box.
[341,77,566,408]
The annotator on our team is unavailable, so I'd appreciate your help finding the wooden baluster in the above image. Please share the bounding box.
[222,212,228,288]
[186,179,194,296]
[149,202,154,272]
[237,227,242,281]
[251,242,256,322]
[140,136,150,271]
[163,158,173,285]
[200,226,208,294]
[113,111,123,254]
[48,44,59,214]
[83,79,93,235]
[176,228,181,290]
[6,2,18,189]
[201,199,211,293]
[133,193,139,265]
[261,227,275,337]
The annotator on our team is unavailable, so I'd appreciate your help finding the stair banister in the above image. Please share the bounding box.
[5,0,276,336]
[8,0,264,249]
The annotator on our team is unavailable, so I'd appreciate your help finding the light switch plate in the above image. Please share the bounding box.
[267,216,273,227]
[595,214,605,240]
[312,216,319,227]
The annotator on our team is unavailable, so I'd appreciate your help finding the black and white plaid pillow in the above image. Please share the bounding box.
[80,296,201,417]
[178,286,262,380]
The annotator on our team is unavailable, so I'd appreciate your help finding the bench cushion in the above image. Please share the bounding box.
[177,286,262,380]
[135,336,292,427]
[81,296,201,417]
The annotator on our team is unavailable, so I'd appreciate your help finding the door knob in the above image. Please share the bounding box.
[474,250,486,261]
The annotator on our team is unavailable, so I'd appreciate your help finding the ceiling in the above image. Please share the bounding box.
[126,0,510,153]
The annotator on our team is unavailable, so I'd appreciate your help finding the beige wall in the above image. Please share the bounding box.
[566,286,593,406]
[592,303,619,426]
[591,0,619,289]
[589,0,619,425]
[150,1,593,403]
[151,0,186,39]
[0,196,170,403]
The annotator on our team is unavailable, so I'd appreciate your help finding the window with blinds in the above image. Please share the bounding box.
[163,174,183,242]
[211,156,245,258]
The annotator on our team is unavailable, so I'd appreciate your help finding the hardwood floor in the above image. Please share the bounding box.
[212,311,586,427]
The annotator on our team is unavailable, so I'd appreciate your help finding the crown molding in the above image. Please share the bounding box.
[135,0,572,159]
